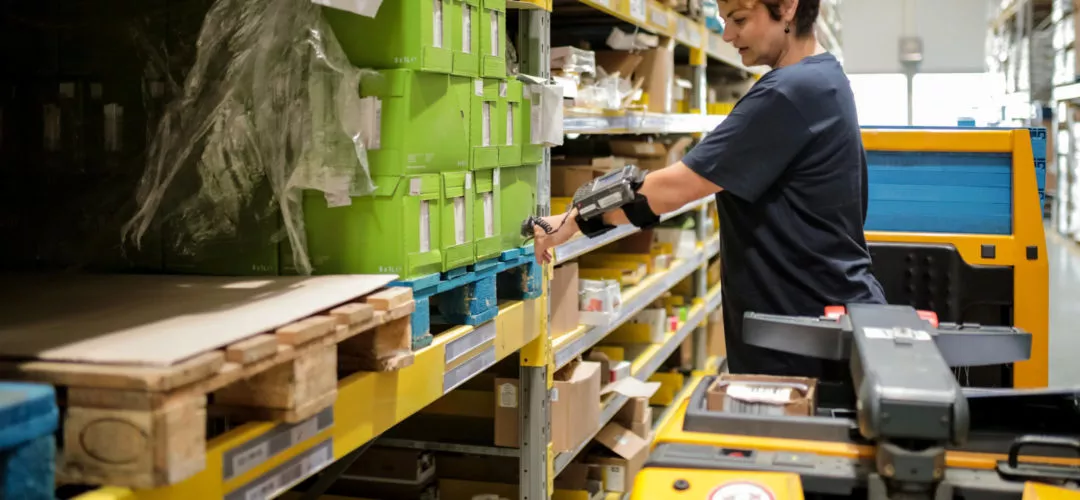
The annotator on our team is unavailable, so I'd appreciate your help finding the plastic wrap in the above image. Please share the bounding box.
[122,0,377,275]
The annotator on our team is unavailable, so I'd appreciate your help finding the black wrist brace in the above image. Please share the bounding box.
[576,212,616,238]
[621,193,660,229]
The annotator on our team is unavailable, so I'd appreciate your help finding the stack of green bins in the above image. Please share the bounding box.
[302,0,521,279]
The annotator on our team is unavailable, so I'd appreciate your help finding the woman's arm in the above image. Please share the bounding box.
[532,162,723,263]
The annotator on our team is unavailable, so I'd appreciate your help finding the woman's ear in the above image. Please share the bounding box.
[782,0,800,22]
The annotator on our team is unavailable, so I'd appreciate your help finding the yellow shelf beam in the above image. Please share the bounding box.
[74,298,544,500]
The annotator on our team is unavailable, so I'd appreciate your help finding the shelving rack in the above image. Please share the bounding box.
[55,2,787,499]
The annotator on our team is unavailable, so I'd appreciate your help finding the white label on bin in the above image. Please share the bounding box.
[433,0,444,48]
[463,5,472,53]
[605,465,627,492]
[506,104,514,146]
[409,177,423,196]
[498,382,517,408]
[490,11,500,56]
[475,79,484,96]
[419,201,431,253]
[630,0,646,21]
[483,192,494,237]
[465,172,473,190]
[482,102,492,147]
[359,97,382,151]
[493,168,500,186]
[454,197,466,245]
[499,81,507,97]
[551,387,559,402]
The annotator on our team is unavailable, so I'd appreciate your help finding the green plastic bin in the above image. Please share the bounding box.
[441,171,476,270]
[451,0,482,77]
[499,164,539,251]
[303,174,443,279]
[472,78,501,170]
[322,0,454,75]
[481,0,507,79]
[498,80,523,167]
[360,70,472,175]
[473,168,502,261]
[521,81,544,164]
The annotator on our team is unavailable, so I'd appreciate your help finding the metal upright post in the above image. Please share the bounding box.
[692,203,709,370]
[518,8,552,500]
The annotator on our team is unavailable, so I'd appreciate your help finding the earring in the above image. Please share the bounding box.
[784,23,791,33]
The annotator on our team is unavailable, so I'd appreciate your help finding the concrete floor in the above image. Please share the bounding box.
[1047,228,1080,387]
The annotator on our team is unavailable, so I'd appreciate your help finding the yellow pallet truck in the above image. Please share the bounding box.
[631,304,1080,499]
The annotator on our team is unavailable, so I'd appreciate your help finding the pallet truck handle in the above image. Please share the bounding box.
[1006,435,1080,469]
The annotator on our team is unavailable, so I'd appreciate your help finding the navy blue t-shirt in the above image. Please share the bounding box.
[682,52,886,378]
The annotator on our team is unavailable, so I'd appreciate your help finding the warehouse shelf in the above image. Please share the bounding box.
[553,254,705,369]
[704,280,722,314]
[73,299,543,500]
[554,197,712,264]
[564,111,726,135]
[704,232,720,260]
[552,301,707,475]
[1054,82,1080,102]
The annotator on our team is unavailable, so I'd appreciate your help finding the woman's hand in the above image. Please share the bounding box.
[533,212,579,265]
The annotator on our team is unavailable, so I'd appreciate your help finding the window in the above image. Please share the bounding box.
[848,74,908,126]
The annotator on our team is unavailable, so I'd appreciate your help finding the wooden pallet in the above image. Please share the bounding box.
[0,285,415,489]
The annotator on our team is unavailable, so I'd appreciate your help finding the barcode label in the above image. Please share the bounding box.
[483,192,494,237]
[222,408,334,481]
[490,11,500,56]
[454,197,466,245]
[433,0,444,48]
[482,102,492,146]
[506,104,514,145]
[227,440,334,500]
[419,201,431,253]
[726,384,792,404]
[463,5,473,53]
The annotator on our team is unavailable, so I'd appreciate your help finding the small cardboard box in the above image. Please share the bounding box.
[586,423,651,493]
[551,263,581,337]
[706,374,817,417]
[614,396,652,439]
[494,362,602,452]
[706,308,726,358]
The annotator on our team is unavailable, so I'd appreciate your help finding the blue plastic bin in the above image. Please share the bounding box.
[0,383,58,500]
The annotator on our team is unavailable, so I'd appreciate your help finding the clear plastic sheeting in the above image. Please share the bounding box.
[122,0,377,275]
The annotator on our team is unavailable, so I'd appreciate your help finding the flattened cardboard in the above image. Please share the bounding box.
[588,423,650,493]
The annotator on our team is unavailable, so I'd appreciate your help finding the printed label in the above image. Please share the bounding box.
[493,168,500,186]
[463,5,473,53]
[419,201,431,253]
[551,387,559,402]
[863,327,932,341]
[409,177,423,195]
[475,79,484,97]
[226,440,334,500]
[482,102,492,147]
[506,104,515,146]
[630,0,646,21]
[359,97,382,150]
[433,0,444,48]
[499,81,508,97]
[222,408,334,481]
[726,384,793,405]
[483,192,494,237]
[465,172,473,190]
[490,11,500,56]
[499,382,518,408]
[454,197,466,245]
[605,465,627,492]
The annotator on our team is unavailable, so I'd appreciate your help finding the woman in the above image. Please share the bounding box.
[532,0,886,378]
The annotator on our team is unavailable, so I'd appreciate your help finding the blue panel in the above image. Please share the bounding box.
[865,151,1012,235]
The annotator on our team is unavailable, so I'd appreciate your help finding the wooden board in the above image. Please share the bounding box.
[0,273,395,367]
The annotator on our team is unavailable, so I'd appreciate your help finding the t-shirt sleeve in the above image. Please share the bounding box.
[681,86,813,202]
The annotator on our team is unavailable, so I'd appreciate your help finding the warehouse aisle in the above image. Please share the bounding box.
[1048,229,1080,387]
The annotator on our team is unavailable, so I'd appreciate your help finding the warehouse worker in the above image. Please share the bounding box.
[532,0,886,379]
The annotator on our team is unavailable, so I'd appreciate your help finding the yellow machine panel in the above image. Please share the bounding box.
[631,468,806,500]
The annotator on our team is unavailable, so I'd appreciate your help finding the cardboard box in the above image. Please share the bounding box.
[707,308,726,358]
[586,423,651,493]
[609,137,694,171]
[594,51,645,79]
[551,263,581,337]
[706,374,817,416]
[343,447,434,483]
[551,166,604,197]
[552,361,603,452]
[614,397,652,439]
[495,361,602,452]
[554,463,604,499]
[635,40,675,114]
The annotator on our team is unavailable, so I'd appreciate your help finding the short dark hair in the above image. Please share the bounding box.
[759,0,820,38]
